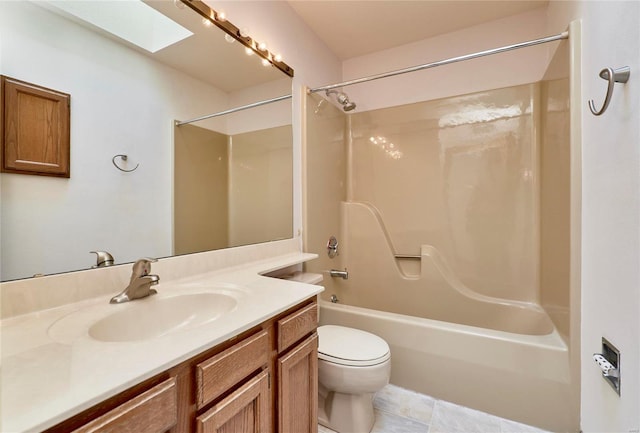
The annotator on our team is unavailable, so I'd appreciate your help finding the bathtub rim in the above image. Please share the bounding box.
[318,298,568,352]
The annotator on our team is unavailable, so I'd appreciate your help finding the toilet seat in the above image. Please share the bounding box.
[318,325,390,367]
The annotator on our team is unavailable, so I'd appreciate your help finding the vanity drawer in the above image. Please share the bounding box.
[72,377,177,433]
[277,301,318,353]
[196,330,269,409]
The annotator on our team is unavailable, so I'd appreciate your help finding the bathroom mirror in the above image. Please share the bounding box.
[0,0,293,281]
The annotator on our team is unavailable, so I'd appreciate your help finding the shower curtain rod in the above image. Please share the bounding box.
[175,94,292,126]
[309,31,569,93]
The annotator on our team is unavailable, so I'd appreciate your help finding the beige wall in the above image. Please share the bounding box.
[548,3,640,431]
[540,41,571,339]
[174,124,229,255]
[228,125,293,247]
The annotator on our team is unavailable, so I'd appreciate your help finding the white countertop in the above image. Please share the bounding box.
[0,253,323,433]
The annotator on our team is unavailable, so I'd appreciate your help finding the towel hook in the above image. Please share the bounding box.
[112,154,139,172]
[588,66,630,116]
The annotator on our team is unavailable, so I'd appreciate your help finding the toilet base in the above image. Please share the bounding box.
[318,387,375,433]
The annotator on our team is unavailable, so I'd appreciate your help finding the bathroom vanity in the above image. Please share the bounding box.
[46,298,318,433]
[0,243,322,433]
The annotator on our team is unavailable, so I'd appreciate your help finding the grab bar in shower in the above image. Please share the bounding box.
[394,254,421,259]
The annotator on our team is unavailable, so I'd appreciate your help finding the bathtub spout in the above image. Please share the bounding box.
[330,269,349,279]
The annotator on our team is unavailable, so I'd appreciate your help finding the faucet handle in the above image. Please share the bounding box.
[131,257,157,280]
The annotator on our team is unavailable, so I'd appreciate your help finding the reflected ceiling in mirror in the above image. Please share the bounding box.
[0,0,293,281]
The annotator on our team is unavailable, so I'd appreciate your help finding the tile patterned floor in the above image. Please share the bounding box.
[318,384,551,433]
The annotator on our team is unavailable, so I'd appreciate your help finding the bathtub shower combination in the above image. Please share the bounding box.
[304,35,579,432]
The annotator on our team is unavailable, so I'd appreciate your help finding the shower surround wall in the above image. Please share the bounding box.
[312,82,571,334]
[347,84,539,305]
[303,94,348,295]
[304,66,575,429]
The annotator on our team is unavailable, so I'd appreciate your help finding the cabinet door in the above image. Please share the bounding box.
[1,75,71,177]
[278,333,318,433]
[196,370,270,433]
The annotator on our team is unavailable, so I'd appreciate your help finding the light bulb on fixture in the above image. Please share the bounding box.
[216,10,226,21]
[202,17,213,28]
[274,54,282,62]
[245,47,254,56]
[262,58,270,66]
[173,0,185,9]
[240,28,250,38]
[257,42,267,51]
[224,34,235,44]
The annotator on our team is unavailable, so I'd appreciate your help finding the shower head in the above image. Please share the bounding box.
[326,89,357,112]
[342,100,356,111]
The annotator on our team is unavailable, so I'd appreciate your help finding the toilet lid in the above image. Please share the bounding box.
[317,325,390,366]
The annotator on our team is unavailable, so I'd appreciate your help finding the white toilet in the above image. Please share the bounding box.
[317,325,391,433]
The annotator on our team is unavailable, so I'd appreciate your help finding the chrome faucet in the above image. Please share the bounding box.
[90,250,114,268]
[329,268,349,280]
[110,258,160,304]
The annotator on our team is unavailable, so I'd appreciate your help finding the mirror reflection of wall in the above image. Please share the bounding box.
[174,124,293,255]
[0,0,293,281]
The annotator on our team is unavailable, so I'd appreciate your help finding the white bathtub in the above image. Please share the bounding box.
[319,299,576,432]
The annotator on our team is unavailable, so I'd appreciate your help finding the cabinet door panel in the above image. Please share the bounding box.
[2,75,70,177]
[196,370,270,433]
[278,333,318,433]
[72,378,177,433]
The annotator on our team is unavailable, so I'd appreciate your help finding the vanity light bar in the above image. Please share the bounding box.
[179,0,294,77]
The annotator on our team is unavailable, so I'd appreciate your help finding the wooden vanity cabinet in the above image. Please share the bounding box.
[44,298,318,433]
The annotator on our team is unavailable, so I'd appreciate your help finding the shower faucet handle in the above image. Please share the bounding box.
[327,236,339,258]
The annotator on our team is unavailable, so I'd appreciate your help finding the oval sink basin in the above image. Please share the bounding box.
[88,293,237,342]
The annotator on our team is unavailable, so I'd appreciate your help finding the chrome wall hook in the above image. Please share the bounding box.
[112,154,139,172]
[588,66,630,116]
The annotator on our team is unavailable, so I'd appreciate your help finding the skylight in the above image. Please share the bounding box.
[47,0,193,53]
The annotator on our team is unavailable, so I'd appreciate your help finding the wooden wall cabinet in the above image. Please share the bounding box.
[1,75,70,177]
[45,298,318,433]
